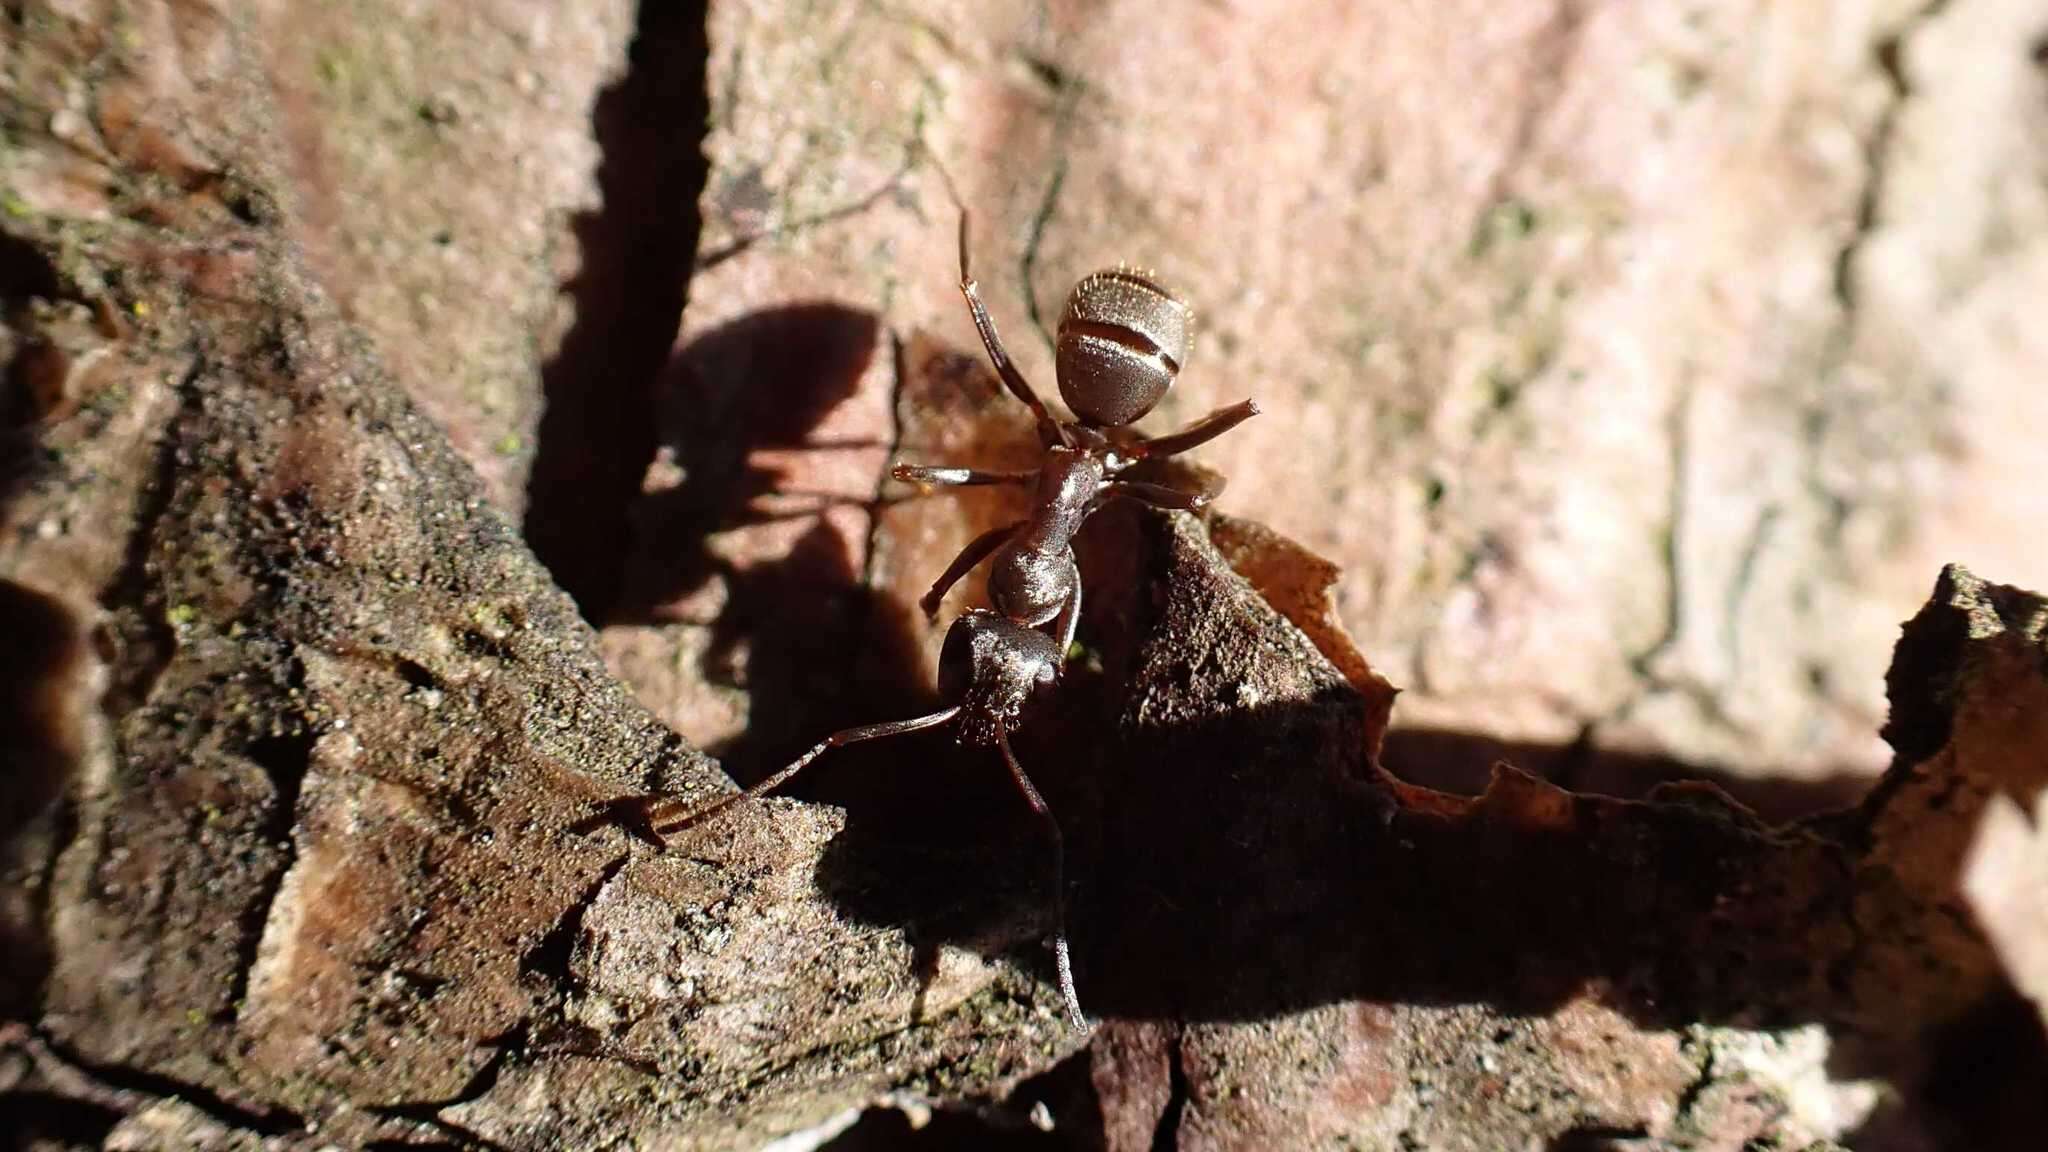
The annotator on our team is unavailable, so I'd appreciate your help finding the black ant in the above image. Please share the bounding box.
[893,212,1259,650]
[639,206,1258,1029]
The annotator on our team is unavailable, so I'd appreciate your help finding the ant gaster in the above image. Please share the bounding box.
[639,206,1259,1030]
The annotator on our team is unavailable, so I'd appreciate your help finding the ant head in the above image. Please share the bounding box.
[1055,268,1192,428]
[938,610,1061,746]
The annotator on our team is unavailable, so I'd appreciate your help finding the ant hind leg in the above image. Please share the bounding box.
[1095,480,1210,514]
[1131,398,1260,460]
[996,728,1086,1030]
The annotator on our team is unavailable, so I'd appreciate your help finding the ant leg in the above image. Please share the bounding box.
[1130,398,1260,460]
[919,520,1021,618]
[956,212,1069,448]
[643,707,962,840]
[996,728,1086,1029]
[891,464,1037,490]
[1094,480,1211,513]
[1050,554,1082,660]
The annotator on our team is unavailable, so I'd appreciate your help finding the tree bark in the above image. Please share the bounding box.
[4,2,2046,1150]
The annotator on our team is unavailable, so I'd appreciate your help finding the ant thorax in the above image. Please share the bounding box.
[1032,447,1106,514]
[979,450,1099,626]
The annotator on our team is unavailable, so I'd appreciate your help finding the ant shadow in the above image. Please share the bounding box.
[606,302,937,790]
[514,2,932,788]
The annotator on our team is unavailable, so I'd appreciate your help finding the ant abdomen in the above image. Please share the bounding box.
[1055,269,1193,428]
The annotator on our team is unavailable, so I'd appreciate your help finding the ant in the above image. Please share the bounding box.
[639,204,1259,1030]
[893,214,1259,650]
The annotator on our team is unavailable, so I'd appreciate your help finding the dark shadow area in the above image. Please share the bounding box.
[0,232,89,1028]
[1381,726,1876,824]
[802,654,1121,990]
[0,229,67,520]
[806,500,1141,998]
[1899,982,2048,1150]
[1544,1125,1650,1151]
[523,0,709,622]
[814,1020,1099,1151]
[0,231,61,302]
[818,1105,1065,1152]
[0,1091,124,1151]
[0,580,84,1019]
[812,501,1772,1024]
[794,513,2045,1149]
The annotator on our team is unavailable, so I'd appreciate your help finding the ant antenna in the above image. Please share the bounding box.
[643,707,962,839]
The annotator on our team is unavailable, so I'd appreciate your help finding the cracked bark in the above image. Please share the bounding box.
[1834,0,1956,317]
[5,1,2048,1150]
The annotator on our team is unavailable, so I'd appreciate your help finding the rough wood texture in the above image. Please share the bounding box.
[616,0,2048,801]
[4,2,2047,1150]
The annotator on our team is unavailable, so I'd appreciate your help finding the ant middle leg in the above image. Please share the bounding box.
[642,707,963,840]
[1131,398,1260,460]
[891,464,1037,490]
[996,728,1086,1029]
[918,520,1022,618]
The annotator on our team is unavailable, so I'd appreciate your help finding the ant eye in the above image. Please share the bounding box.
[1055,270,1192,428]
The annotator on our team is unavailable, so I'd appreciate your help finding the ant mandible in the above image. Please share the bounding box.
[639,202,1259,1030]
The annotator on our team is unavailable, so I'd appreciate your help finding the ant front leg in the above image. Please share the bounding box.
[917,520,1021,618]
[955,212,1070,449]
[891,464,1037,490]
[1131,398,1260,460]
[641,707,962,840]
